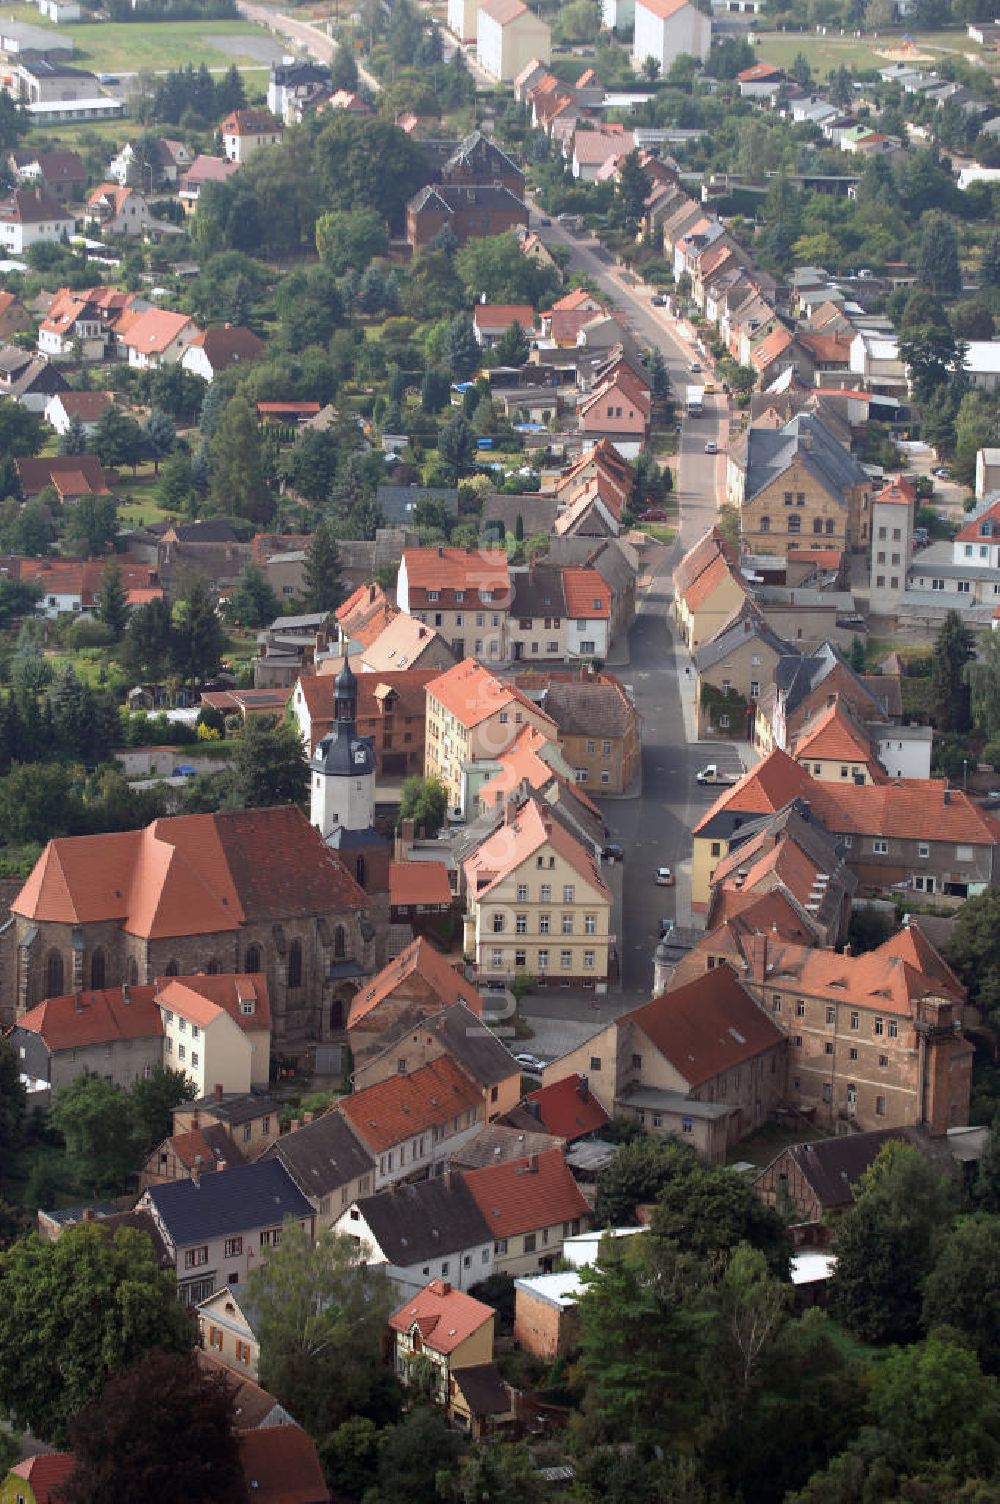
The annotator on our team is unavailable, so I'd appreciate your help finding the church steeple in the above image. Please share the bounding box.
[334,657,357,728]
[309,654,375,840]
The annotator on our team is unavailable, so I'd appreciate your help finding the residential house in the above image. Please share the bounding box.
[7,805,374,1050]
[178,153,240,213]
[477,0,551,82]
[0,1457,75,1504]
[0,187,74,253]
[694,607,792,738]
[976,447,1000,499]
[388,1279,509,1435]
[138,1158,315,1304]
[86,182,150,235]
[449,0,479,41]
[352,1001,522,1126]
[689,748,815,909]
[528,669,640,793]
[266,1110,375,1228]
[545,534,638,647]
[108,137,193,188]
[732,413,873,557]
[463,1144,591,1276]
[119,307,201,369]
[577,362,650,457]
[14,454,112,504]
[37,285,141,363]
[869,471,916,613]
[336,1054,484,1188]
[571,128,634,181]
[43,388,113,437]
[672,528,748,653]
[437,130,526,196]
[197,1283,261,1379]
[291,667,439,778]
[181,323,266,383]
[423,656,558,816]
[338,1172,497,1295]
[346,935,484,1073]
[525,1072,609,1140]
[540,287,605,345]
[752,1128,919,1233]
[196,1350,295,1429]
[268,58,332,119]
[406,183,528,249]
[156,972,270,1098]
[389,859,454,930]
[15,556,158,619]
[173,1088,281,1162]
[359,613,456,676]
[140,1118,246,1188]
[475,722,584,814]
[462,792,612,987]
[0,289,29,339]
[508,561,567,663]
[632,0,711,69]
[762,640,900,754]
[0,344,67,409]
[791,696,886,785]
[375,485,458,529]
[220,108,283,164]
[237,1424,329,1503]
[11,983,163,1090]
[7,147,86,201]
[542,966,786,1162]
[473,303,535,347]
[561,565,612,659]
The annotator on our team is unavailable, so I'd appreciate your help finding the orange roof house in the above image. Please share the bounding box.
[359,612,454,674]
[237,1424,328,1504]
[473,303,536,344]
[388,1277,495,1356]
[348,934,483,1035]
[118,307,200,369]
[561,566,611,620]
[155,972,272,1034]
[337,1054,482,1162]
[525,1072,609,1140]
[389,860,453,912]
[397,547,511,613]
[15,454,111,501]
[792,696,884,783]
[464,1145,590,1247]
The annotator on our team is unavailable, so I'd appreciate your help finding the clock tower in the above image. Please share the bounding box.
[309,658,376,840]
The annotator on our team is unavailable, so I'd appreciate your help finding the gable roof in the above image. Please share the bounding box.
[693,748,814,836]
[188,323,265,372]
[538,676,634,738]
[525,1073,609,1140]
[463,794,610,902]
[427,657,555,733]
[773,1129,910,1210]
[146,1160,312,1246]
[8,1454,76,1503]
[464,1145,589,1237]
[14,806,369,935]
[119,307,196,355]
[793,696,880,769]
[388,1277,494,1353]
[561,566,612,619]
[357,1174,491,1263]
[269,1110,375,1200]
[745,413,869,504]
[425,1003,521,1088]
[626,966,783,1087]
[348,935,483,1030]
[15,454,110,499]
[360,612,450,673]
[473,303,535,330]
[389,859,452,909]
[16,984,160,1051]
[237,1425,327,1504]
[956,495,1000,545]
[337,1055,481,1153]
[155,972,271,1033]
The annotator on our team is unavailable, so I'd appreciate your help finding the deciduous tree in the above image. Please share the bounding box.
[228,715,308,810]
[398,774,447,837]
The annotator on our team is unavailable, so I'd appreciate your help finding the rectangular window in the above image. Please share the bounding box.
[584,950,595,969]
[493,912,505,933]
[590,1056,601,1071]
[795,1000,805,1018]
[888,1020,898,1039]
[585,913,596,934]
[515,949,526,967]
[523,1233,537,1253]
[563,884,575,903]
[849,1047,858,1061]
[184,1246,208,1269]
[826,1006,835,1025]
[560,949,572,969]
[873,839,888,855]
[539,914,550,935]
[236,1341,251,1366]
[540,885,551,902]
[879,1054,889,1068]
[491,949,503,969]
[824,1041,834,1056]
[918,843,929,859]
[517,883,527,901]
[850,1011,859,1030]
[874,1017,884,1036]
[224,1237,242,1257]
[537,949,549,970]
[516,913,526,934]
[876,1095,886,1117]
[561,914,573,934]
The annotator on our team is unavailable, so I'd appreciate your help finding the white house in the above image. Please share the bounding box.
[219,108,283,165]
[335,1177,495,1299]
[86,182,151,237]
[119,307,201,370]
[562,567,611,659]
[0,188,74,254]
[44,388,114,437]
[449,0,479,41]
[632,0,710,73]
[477,0,551,84]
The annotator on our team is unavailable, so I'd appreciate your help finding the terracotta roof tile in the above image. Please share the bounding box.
[683,551,745,613]
[17,985,160,1051]
[237,1424,327,1504]
[463,794,610,903]
[525,1073,608,1139]
[337,1055,481,1153]
[693,749,813,835]
[560,567,611,619]
[389,860,452,908]
[294,667,437,751]
[956,496,1000,544]
[388,1278,494,1353]
[348,935,483,1029]
[427,657,556,733]
[401,547,510,610]
[9,1455,76,1504]
[120,308,197,355]
[155,972,271,1032]
[464,1144,589,1237]
[626,966,784,1086]
[793,697,881,770]
[473,304,535,329]
[360,613,450,672]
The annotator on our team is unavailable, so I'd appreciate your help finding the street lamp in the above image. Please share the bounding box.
[963,758,968,791]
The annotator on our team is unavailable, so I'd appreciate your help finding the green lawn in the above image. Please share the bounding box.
[114,473,174,531]
[730,1118,832,1170]
[0,3,277,73]
[638,522,676,544]
[754,27,992,76]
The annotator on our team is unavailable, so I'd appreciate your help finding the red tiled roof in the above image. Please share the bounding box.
[390,860,452,908]
[14,806,369,935]
[337,1055,481,1153]
[427,657,556,733]
[793,697,880,770]
[693,749,812,835]
[752,927,964,1018]
[683,551,745,614]
[17,985,160,1052]
[188,323,266,372]
[473,303,535,330]
[463,795,610,903]
[119,308,197,355]
[561,567,611,619]
[15,455,111,499]
[401,547,510,610]
[360,614,447,673]
[956,496,1000,544]
[388,1278,494,1354]
[238,1425,327,1504]
[348,935,482,1029]
[525,1073,609,1140]
[49,390,114,423]
[9,1454,76,1504]
[809,779,1000,845]
[294,667,436,752]
[874,472,917,508]
[221,108,282,135]
[465,1145,589,1237]
[155,972,271,1032]
[625,966,784,1087]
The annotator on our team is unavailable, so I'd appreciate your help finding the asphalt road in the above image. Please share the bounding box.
[528,214,736,1001]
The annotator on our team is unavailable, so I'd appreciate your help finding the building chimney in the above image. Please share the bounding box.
[746,932,768,984]
[192,1154,203,1187]
[943,787,951,805]
[303,1111,314,1125]
[214,1082,224,1102]
[191,1107,199,1129]
[577,1074,589,1102]
[439,1281,452,1296]
[369,583,376,603]
[217,1158,226,1172]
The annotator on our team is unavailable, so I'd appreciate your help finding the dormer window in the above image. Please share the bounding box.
[427,590,440,602]
[240,998,255,1015]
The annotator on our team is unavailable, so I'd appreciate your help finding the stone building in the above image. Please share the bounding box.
[6,805,377,1050]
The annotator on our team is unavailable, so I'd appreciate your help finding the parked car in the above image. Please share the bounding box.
[539,216,551,226]
[515,1053,547,1073]
[604,841,625,861]
[651,294,667,306]
[689,360,702,372]
[704,441,718,454]
[932,466,951,480]
[696,764,737,786]
[639,508,668,521]
[656,866,675,886]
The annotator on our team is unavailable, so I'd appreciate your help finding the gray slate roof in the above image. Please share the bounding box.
[426,1003,521,1087]
[540,680,631,738]
[268,1112,375,1202]
[357,1174,490,1263]
[745,412,869,505]
[146,1160,311,1247]
[376,485,458,527]
[511,562,566,619]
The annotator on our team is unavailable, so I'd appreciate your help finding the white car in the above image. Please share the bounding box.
[656,866,675,886]
[705,441,718,454]
[515,1053,546,1073]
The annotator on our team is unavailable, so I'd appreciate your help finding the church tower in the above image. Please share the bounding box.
[309,658,376,840]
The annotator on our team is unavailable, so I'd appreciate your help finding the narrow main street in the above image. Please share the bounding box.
[525,218,738,1012]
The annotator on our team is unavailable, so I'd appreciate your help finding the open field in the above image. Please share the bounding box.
[754,27,992,75]
[0,3,277,71]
